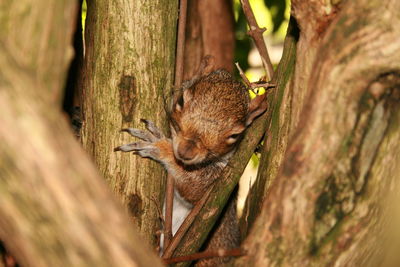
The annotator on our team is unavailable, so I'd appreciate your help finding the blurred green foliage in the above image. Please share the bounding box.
[234,8,252,72]
[265,0,288,34]
[233,0,290,74]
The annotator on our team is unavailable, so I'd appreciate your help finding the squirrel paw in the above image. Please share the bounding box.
[114,119,171,162]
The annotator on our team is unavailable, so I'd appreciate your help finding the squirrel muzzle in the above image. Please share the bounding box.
[174,138,204,165]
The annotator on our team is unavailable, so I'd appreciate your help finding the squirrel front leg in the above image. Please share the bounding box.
[114,119,187,182]
[115,119,219,205]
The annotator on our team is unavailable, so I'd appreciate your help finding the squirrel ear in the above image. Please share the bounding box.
[182,87,193,104]
[200,55,215,76]
[192,55,215,78]
[245,94,268,126]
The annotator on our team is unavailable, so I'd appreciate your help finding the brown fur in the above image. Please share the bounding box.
[170,70,249,202]
[115,68,267,266]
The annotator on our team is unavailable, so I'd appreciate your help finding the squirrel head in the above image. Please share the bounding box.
[169,69,267,166]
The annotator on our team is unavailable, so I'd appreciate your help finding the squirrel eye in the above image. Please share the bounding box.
[226,133,240,144]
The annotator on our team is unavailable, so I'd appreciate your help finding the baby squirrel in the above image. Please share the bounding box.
[115,59,267,266]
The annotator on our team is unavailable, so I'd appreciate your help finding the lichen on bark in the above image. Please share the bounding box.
[80,0,178,246]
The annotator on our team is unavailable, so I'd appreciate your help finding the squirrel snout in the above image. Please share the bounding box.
[174,139,199,164]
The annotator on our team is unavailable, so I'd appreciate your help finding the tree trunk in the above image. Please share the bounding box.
[183,0,235,79]
[237,0,400,265]
[0,1,162,266]
[80,0,178,245]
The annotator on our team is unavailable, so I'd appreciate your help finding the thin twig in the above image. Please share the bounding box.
[163,248,245,264]
[240,0,274,81]
[235,62,276,93]
[163,174,174,249]
[164,0,188,251]
[235,62,252,88]
[162,187,212,259]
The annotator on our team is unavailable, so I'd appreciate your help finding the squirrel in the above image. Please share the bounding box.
[115,58,267,266]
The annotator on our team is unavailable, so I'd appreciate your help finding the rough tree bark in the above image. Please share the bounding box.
[0,0,162,266]
[3,0,398,266]
[236,0,400,266]
[80,0,178,245]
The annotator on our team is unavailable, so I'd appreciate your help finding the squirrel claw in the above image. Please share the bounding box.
[115,120,171,163]
[115,141,161,160]
[141,119,165,139]
[114,142,140,152]
[121,128,155,142]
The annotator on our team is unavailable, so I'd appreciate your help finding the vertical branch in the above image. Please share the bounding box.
[174,0,188,86]
[163,179,174,250]
[164,0,188,251]
[240,0,274,80]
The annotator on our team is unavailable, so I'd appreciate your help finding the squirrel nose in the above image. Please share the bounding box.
[176,140,197,161]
